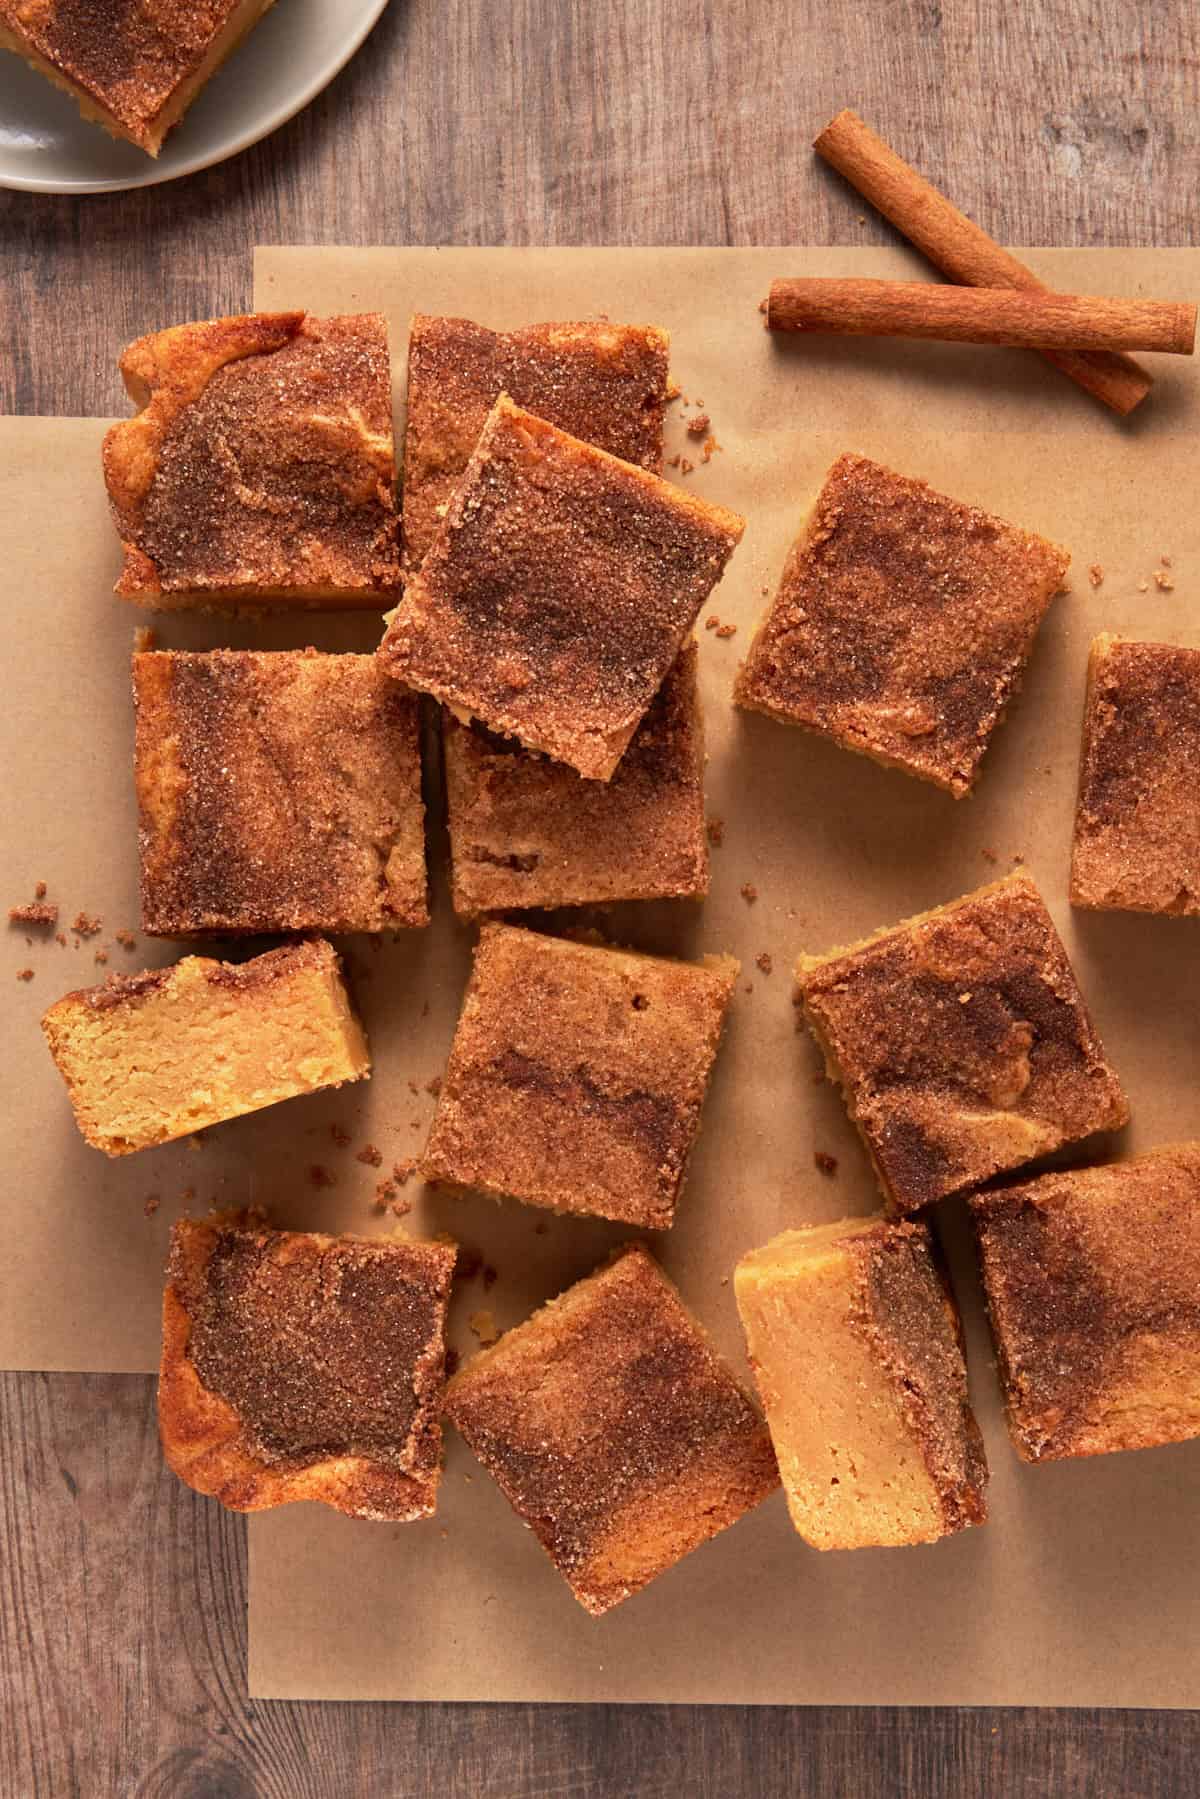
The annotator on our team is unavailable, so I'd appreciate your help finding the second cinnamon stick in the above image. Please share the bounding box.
[767,280,1197,356]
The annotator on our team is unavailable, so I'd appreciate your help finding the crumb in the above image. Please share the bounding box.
[679,457,694,475]
[393,1158,417,1185]
[181,1187,195,1204]
[701,435,720,463]
[439,1527,449,1540]
[761,586,769,597]
[330,1124,351,1148]
[308,1165,335,1190]
[694,398,703,406]
[1137,579,1149,593]
[370,1191,389,1214]
[758,297,768,314]
[687,413,711,438]
[667,454,681,470]
[981,847,998,863]
[706,817,725,847]
[425,1076,442,1098]
[72,911,101,936]
[55,931,67,947]
[1154,569,1174,591]
[133,625,159,652]
[744,982,754,994]
[959,991,973,1003]
[1088,564,1104,588]
[411,1120,422,1132]
[457,1245,484,1282]
[715,623,737,638]
[740,883,758,903]
[143,1194,160,1217]
[533,1219,549,1235]
[356,1144,383,1167]
[814,1152,838,1176]
[93,949,108,965]
[34,881,46,899]
[1161,554,1172,568]
[389,1195,412,1218]
[9,902,57,926]
[115,929,137,950]
[421,1000,430,1018]
[468,1309,500,1347]
[1012,852,1025,865]
[665,380,681,402]
[856,213,867,224]
[755,952,773,975]
[16,967,33,981]
[445,1348,461,1378]
[482,1264,498,1290]
[704,615,721,631]
[407,1079,420,1096]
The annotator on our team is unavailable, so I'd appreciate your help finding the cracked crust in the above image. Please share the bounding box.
[0,0,277,154]
[443,642,707,915]
[402,314,669,570]
[795,872,1128,1214]
[134,648,428,935]
[160,1218,456,1518]
[444,1243,779,1613]
[102,313,401,608]
[971,1146,1200,1462]
[422,924,739,1228]
[379,395,744,780]
[734,453,1069,796]
[1070,634,1200,915]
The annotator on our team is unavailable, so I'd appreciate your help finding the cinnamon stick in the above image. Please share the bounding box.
[767,280,1196,355]
[814,108,1155,415]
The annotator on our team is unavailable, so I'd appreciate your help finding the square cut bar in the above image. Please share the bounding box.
[795,873,1128,1216]
[971,1145,1200,1462]
[734,453,1069,796]
[1070,634,1200,915]
[443,642,707,915]
[102,313,401,609]
[134,648,428,935]
[444,1243,779,1614]
[422,924,738,1228]
[402,314,670,570]
[41,939,369,1156]
[735,1217,988,1549]
[160,1218,456,1518]
[378,395,744,780]
[0,0,276,156]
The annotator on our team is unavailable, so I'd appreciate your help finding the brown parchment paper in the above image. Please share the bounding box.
[3,246,1198,1706]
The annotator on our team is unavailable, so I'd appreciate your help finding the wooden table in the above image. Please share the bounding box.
[1,3,1196,1791]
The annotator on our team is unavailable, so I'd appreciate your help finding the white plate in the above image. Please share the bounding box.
[0,0,389,194]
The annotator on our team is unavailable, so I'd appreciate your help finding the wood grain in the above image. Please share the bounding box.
[1,0,1197,1791]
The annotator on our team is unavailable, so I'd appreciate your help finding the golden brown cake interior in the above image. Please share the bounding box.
[422,924,738,1228]
[972,1145,1200,1461]
[403,314,670,568]
[0,0,278,155]
[795,871,1129,1214]
[379,394,744,780]
[160,1218,456,1519]
[734,453,1068,796]
[103,312,400,607]
[135,648,428,934]
[1070,633,1200,915]
[41,939,369,1156]
[735,1217,987,1549]
[445,1243,779,1613]
[443,641,707,915]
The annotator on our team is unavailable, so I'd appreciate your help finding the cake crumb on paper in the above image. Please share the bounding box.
[740,883,758,904]
[756,952,773,975]
[469,1309,500,1347]
[1088,564,1104,588]
[16,967,33,981]
[9,902,57,926]
[706,817,725,847]
[814,1152,838,1176]
[308,1165,335,1190]
[72,911,101,936]
[687,413,711,438]
[356,1144,383,1167]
